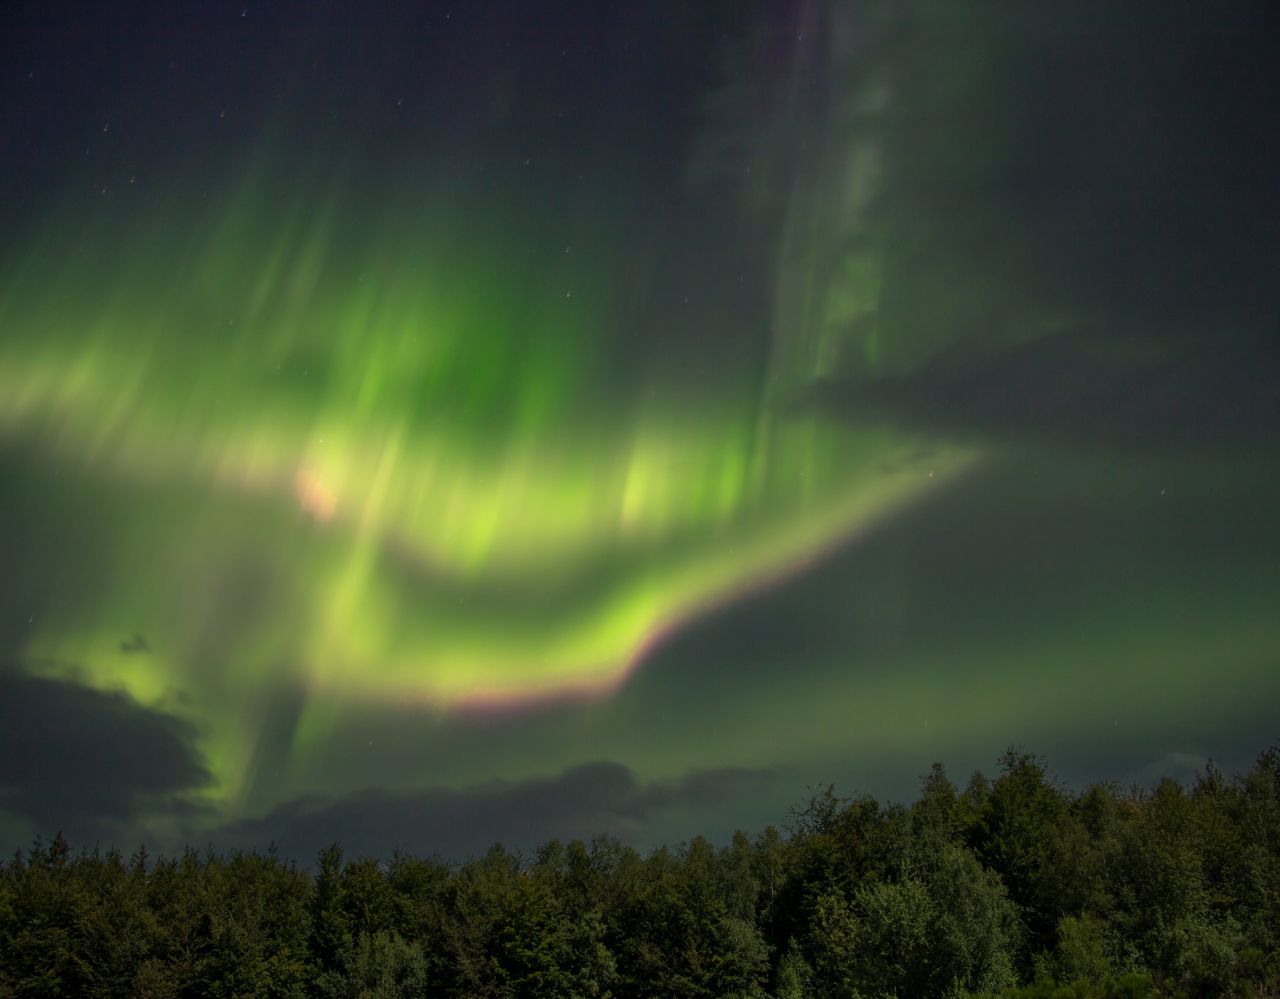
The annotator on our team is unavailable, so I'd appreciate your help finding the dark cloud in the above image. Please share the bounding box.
[120,633,150,654]
[805,0,1280,452]
[804,332,1280,449]
[0,665,210,835]
[224,763,775,862]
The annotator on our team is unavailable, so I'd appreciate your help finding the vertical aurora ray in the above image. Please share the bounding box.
[0,0,1275,860]
[0,4,981,814]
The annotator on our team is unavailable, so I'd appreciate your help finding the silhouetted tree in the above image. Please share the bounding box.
[4,745,1279,998]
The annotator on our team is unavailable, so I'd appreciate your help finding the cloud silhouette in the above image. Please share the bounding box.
[224,762,775,861]
[805,332,1280,450]
[0,665,210,835]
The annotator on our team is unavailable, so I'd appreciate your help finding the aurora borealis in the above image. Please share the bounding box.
[2,0,1278,858]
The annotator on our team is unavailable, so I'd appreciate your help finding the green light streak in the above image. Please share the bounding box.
[0,165,969,806]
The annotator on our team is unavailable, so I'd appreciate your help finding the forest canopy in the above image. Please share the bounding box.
[2,746,1278,998]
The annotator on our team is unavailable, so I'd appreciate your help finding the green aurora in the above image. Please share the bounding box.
[0,148,974,812]
[1,0,1277,853]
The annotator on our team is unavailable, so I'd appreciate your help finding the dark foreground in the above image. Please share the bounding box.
[3,747,1278,998]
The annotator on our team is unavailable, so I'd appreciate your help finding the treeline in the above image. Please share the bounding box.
[2,748,1278,998]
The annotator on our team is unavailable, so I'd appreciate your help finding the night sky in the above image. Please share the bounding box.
[1,0,1277,861]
